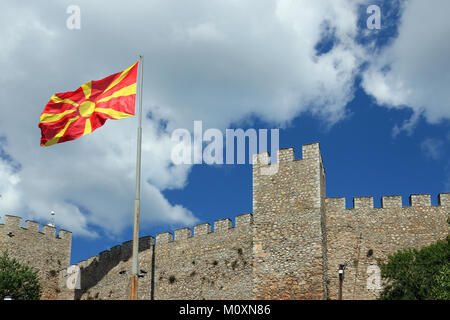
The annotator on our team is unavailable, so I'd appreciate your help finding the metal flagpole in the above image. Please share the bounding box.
[130,55,144,300]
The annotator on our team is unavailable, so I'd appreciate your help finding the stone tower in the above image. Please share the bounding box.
[0,215,72,299]
[252,143,328,299]
[1,142,449,300]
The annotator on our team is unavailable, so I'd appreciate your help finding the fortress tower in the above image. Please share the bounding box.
[1,142,449,300]
[253,143,449,299]
[252,144,328,299]
[0,215,72,299]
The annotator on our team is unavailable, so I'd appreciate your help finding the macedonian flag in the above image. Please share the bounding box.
[39,61,139,146]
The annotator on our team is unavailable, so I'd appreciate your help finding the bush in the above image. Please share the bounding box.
[378,237,450,300]
[430,262,450,300]
[0,251,42,300]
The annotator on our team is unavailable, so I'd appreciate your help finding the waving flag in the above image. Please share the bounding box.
[39,61,138,146]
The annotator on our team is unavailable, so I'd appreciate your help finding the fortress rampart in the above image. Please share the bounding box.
[0,215,71,299]
[1,142,449,300]
[57,213,254,300]
[325,193,449,299]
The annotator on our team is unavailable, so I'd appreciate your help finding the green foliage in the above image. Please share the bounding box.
[0,250,42,300]
[430,262,450,300]
[379,237,450,300]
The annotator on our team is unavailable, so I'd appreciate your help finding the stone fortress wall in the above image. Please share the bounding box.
[58,213,254,300]
[253,143,449,299]
[0,215,71,299]
[1,142,449,300]
[325,193,449,299]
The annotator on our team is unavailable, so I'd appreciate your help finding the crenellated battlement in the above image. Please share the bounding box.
[325,193,450,210]
[0,214,72,299]
[2,142,448,301]
[439,193,450,206]
[410,194,431,206]
[0,214,72,241]
[381,195,402,208]
[155,213,253,245]
[277,147,295,163]
[76,236,154,269]
[353,196,374,209]
[253,143,322,168]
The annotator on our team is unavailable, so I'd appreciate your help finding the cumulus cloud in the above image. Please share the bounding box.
[361,0,450,134]
[0,0,373,237]
[2,0,448,237]
[0,158,22,214]
[421,138,444,160]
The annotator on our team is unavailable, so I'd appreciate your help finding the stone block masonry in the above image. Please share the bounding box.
[0,215,72,299]
[1,142,449,300]
[57,213,253,300]
[252,145,328,299]
[325,194,449,300]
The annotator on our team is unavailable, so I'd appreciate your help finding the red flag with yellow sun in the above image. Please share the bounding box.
[39,61,138,146]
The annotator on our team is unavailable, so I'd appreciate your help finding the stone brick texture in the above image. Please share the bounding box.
[0,216,71,299]
[326,194,449,300]
[1,142,448,300]
[252,145,328,299]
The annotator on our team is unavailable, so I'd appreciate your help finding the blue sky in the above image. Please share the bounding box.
[0,0,449,265]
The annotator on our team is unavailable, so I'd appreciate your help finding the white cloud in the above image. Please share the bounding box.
[421,138,444,160]
[392,110,422,138]
[361,0,450,134]
[137,0,368,129]
[173,22,226,42]
[5,0,449,236]
[0,0,414,238]
[0,110,197,237]
[0,159,22,214]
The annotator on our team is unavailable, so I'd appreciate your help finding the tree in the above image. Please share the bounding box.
[378,237,450,300]
[0,250,42,300]
[430,262,450,300]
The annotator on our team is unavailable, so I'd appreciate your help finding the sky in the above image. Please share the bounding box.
[0,0,449,265]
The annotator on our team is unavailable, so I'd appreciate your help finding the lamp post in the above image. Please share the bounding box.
[338,264,345,300]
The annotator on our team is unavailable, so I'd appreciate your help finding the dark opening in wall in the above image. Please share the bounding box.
[367,249,374,257]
